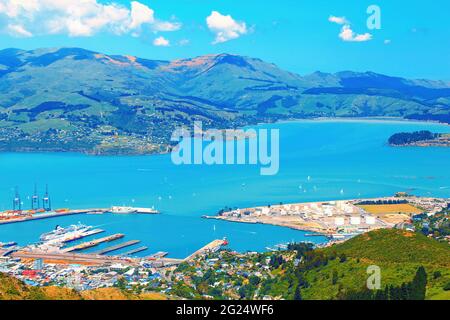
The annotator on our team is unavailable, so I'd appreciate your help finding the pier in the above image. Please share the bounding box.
[0,209,108,225]
[94,240,141,255]
[0,207,161,225]
[63,229,105,243]
[1,239,229,268]
[7,250,137,266]
[123,246,148,256]
[184,239,227,262]
[147,251,168,259]
[62,234,124,253]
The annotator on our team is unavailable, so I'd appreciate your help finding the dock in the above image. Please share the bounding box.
[147,251,168,259]
[0,208,108,225]
[63,229,105,243]
[184,239,227,262]
[305,233,328,237]
[94,240,141,255]
[8,250,138,266]
[62,234,124,253]
[123,246,148,256]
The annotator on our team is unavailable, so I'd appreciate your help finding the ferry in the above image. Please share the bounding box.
[40,223,90,242]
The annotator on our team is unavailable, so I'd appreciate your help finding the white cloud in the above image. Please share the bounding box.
[328,16,348,25]
[329,15,372,43]
[153,21,182,32]
[153,36,170,47]
[7,23,32,37]
[206,11,247,44]
[178,39,190,46]
[129,1,154,30]
[339,25,372,42]
[384,39,391,45]
[0,0,181,37]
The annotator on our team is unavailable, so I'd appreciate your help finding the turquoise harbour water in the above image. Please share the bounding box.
[0,120,450,258]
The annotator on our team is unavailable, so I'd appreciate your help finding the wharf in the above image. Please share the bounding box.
[0,209,108,225]
[62,234,124,253]
[63,229,105,243]
[147,251,168,259]
[184,239,227,262]
[94,240,141,255]
[123,246,148,256]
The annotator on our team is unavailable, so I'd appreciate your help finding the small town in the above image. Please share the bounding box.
[0,194,448,300]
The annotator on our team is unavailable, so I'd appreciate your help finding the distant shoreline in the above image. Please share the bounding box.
[274,116,450,126]
[1,116,449,157]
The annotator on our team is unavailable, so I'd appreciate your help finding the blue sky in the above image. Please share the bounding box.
[0,0,449,80]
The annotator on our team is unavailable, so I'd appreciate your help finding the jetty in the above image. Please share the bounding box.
[62,234,124,253]
[62,229,105,243]
[0,206,161,225]
[124,246,148,256]
[184,239,227,262]
[0,208,109,225]
[94,240,141,255]
[147,251,168,259]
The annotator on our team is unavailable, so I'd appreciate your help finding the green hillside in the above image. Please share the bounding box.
[322,229,450,266]
[1,47,449,154]
[303,229,450,300]
[0,273,167,300]
[257,229,450,300]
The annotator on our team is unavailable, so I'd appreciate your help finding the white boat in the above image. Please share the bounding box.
[110,206,138,214]
[134,207,159,214]
[110,206,159,214]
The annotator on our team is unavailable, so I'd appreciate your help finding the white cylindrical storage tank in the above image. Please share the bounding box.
[335,217,345,226]
[365,216,376,225]
[350,216,361,225]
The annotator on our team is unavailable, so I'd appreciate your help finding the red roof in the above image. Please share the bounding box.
[22,270,38,278]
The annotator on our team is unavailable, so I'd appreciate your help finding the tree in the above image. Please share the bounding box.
[294,285,302,300]
[249,275,261,286]
[332,270,338,285]
[410,266,427,300]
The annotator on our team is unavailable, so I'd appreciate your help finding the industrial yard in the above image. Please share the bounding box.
[206,194,450,241]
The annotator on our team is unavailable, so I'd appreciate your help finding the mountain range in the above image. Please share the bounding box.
[1,47,449,154]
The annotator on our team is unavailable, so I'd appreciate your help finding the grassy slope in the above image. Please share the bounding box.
[0,273,167,300]
[302,229,450,300]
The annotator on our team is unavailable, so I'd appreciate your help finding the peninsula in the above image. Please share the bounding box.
[389,131,450,147]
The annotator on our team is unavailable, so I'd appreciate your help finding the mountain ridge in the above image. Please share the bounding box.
[0,47,449,154]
